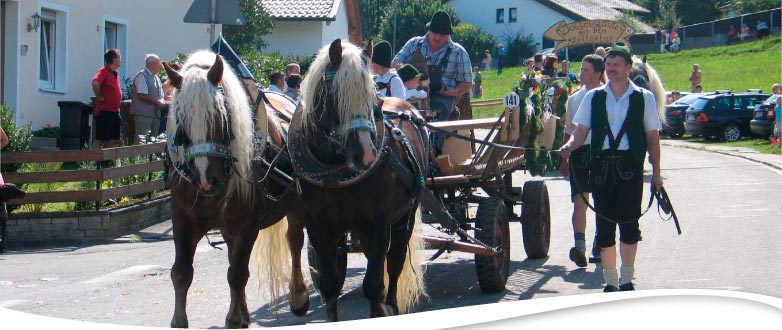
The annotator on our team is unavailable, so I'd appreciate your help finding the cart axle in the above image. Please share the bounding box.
[422,235,503,258]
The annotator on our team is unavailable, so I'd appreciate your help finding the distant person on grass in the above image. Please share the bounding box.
[689,64,702,93]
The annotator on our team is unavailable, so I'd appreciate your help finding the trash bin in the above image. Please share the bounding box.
[58,101,92,150]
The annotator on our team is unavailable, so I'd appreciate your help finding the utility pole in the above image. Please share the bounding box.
[210,0,216,44]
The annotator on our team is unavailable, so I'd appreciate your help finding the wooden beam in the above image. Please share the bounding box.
[101,161,165,180]
[427,118,501,131]
[6,190,101,205]
[101,179,165,200]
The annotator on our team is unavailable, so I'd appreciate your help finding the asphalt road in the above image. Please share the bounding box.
[0,145,780,328]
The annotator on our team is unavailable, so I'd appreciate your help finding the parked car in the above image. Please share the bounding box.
[662,92,705,138]
[684,90,770,142]
[749,94,781,137]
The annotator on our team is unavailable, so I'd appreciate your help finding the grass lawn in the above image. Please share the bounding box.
[476,37,781,100]
[471,37,782,153]
[679,134,782,155]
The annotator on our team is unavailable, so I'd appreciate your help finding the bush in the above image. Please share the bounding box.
[241,49,288,87]
[501,28,538,67]
[1,104,33,154]
[452,23,497,65]
[32,124,60,139]
[1,105,33,174]
[376,0,456,52]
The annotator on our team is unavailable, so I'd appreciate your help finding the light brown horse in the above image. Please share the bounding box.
[164,51,304,328]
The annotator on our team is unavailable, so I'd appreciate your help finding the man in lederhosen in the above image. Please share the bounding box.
[392,11,472,155]
[558,43,663,292]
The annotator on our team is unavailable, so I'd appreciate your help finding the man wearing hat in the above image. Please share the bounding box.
[372,40,406,100]
[398,64,428,102]
[558,42,663,293]
[392,10,472,155]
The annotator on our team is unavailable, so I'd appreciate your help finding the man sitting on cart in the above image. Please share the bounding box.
[392,11,473,155]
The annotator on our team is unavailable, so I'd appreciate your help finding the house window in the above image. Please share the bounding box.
[509,8,517,23]
[105,23,117,50]
[38,10,57,90]
[37,4,68,93]
[496,9,504,24]
[102,17,128,87]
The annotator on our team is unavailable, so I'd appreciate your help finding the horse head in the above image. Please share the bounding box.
[302,39,378,172]
[630,56,667,126]
[164,52,254,197]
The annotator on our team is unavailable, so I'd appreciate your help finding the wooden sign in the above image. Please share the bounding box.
[543,20,635,52]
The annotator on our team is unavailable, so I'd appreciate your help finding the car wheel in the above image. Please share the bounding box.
[722,124,742,142]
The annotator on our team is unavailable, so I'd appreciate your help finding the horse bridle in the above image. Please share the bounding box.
[312,70,377,155]
[169,84,237,184]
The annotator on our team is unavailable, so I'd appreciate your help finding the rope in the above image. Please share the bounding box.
[567,153,681,234]
[391,112,682,234]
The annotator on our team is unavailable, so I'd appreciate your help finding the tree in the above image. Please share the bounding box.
[675,0,720,25]
[654,0,681,31]
[730,0,780,16]
[376,0,458,52]
[637,0,721,27]
[223,0,274,55]
[452,23,497,64]
[359,0,390,41]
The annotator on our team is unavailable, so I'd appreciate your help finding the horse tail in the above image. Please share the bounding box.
[394,208,429,313]
[252,217,291,308]
[644,62,668,126]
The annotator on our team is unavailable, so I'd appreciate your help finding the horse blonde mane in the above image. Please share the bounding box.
[633,56,667,126]
[169,50,254,201]
[300,41,376,141]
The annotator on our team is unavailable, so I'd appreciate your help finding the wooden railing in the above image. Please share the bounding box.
[1,142,167,210]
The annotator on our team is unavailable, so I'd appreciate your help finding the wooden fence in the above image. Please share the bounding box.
[1,142,166,210]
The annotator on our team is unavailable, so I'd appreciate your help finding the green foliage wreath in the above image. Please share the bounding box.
[514,76,571,176]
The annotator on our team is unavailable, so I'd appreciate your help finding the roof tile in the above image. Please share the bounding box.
[261,0,338,20]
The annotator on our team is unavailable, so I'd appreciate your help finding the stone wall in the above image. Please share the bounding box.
[5,195,170,247]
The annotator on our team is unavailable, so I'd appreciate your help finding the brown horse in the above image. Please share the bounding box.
[163,51,301,328]
[283,39,429,321]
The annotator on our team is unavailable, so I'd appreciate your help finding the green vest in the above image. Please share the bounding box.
[590,89,647,161]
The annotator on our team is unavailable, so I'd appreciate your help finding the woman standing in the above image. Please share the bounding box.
[482,50,492,71]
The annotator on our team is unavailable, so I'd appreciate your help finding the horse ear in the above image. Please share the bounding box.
[642,55,647,64]
[163,61,182,89]
[329,39,343,68]
[208,55,223,86]
[363,38,374,59]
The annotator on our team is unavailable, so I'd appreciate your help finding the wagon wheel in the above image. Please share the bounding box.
[307,237,348,293]
[521,180,550,259]
[474,198,511,293]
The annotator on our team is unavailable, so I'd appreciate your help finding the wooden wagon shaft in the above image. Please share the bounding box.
[421,235,503,257]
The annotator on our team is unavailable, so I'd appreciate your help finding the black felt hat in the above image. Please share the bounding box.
[398,64,422,82]
[426,11,453,35]
[372,40,393,68]
[607,42,633,63]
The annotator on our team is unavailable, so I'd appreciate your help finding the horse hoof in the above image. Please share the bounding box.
[170,316,188,328]
[224,319,249,329]
[375,303,395,317]
[290,299,310,316]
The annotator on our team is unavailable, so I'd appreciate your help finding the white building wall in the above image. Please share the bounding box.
[10,0,214,129]
[448,0,573,49]
[321,0,350,47]
[264,21,325,57]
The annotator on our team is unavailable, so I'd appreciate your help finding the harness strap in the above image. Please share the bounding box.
[184,142,232,163]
